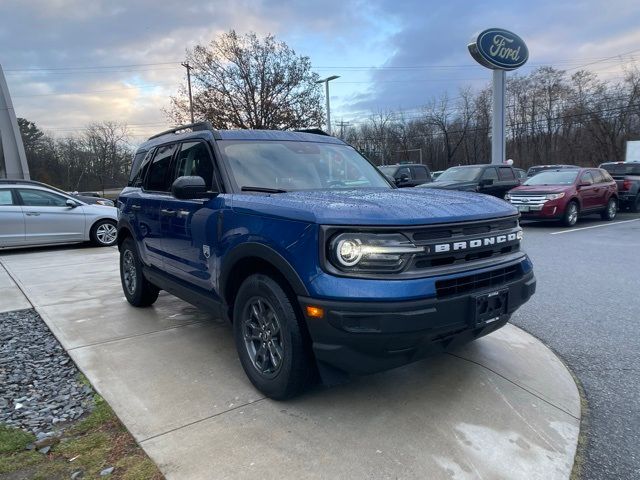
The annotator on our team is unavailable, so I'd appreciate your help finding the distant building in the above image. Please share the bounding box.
[0,64,30,179]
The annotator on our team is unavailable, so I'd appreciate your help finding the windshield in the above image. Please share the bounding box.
[523,171,578,185]
[435,167,483,182]
[218,140,391,191]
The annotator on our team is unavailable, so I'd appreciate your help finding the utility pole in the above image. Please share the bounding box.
[316,76,340,135]
[336,120,350,138]
[181,62,194,123]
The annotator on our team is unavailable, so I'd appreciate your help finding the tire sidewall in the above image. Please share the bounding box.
[563,201,578,227]
[233,275,300,398]
[120,238,144,304]
[604,197,617,220]
[91,219,117,247]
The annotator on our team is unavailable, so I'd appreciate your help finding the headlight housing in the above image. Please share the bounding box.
[545,192,565,201]
[328,232,424,273]
[96,199,115,206]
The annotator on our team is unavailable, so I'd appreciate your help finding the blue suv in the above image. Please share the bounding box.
[117,122,536,399]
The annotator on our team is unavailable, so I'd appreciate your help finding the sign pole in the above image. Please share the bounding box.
[492,69,506,165]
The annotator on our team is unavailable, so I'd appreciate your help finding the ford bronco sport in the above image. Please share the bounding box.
[117,122,536,399]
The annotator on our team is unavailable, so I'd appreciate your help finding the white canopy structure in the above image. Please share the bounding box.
[0,64,30,179]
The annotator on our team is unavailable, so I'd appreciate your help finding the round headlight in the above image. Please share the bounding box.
[336,238,363,266]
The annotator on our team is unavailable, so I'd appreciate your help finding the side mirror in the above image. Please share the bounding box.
[480,178,494,187]
[172,176,218,200]
[396,173,410,185]
[66,199,79,208]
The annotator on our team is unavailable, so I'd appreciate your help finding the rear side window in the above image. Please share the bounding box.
[173,142,214,190]
[498,167,515,180]
[591,170,605,183]
[0,190,14,205]
[580,171,594,185]
[145,144,177,192]
[601,170,614,182]
[411,166,429,181]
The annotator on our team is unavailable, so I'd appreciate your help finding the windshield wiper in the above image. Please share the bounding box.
[241,186,288,194]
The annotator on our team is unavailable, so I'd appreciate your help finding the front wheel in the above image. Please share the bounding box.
[120,237,159,307]
[561,201,579,227]
[233,274,314,400]
[90,219,118,247]
[601,198,617,220]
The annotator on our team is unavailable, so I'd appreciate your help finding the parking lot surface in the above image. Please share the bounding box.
[513,212,640,479]
[0,246,580,479]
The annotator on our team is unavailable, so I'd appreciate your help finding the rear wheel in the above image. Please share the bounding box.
[90,219,117,247]
[561,201,579,227]
[631,194,640,213]
[601,197,617,220]
[233,274,313,400]
[120,237,159,307]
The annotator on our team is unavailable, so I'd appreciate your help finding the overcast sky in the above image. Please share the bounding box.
[1,0,639,143]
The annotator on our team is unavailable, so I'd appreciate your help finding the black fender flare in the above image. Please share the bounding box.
[219,242,309,298]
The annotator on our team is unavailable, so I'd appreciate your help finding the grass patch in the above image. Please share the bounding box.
[0,394,163,479]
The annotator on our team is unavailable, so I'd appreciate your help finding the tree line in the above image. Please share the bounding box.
[341,66,640,171]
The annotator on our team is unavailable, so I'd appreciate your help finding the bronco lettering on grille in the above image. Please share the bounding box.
[432,231,522,253]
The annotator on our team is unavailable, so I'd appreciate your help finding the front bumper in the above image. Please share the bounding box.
[299,270,536,377]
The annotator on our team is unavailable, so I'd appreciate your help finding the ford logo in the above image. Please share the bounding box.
[468,28,529,70]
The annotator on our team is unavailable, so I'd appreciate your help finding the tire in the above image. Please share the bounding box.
[119,237,159,307]
[561,201,579,227]
[631,194,640,213]
[233,274,314,400]
[601,197,617,220]
[90,219,118,247]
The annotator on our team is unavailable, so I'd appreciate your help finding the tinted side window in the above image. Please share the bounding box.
[173,142,214,190]
[145,144,177,192]
[498,167,515,180]
[128,150,147,186]
[131,149,155,188]
[481,168,498,181]
[601,170,614,182]
[591,170,605,183]
[18,189,68,207]
[411,166,429,180]
[396,167,411,179]
[0,189,14,205]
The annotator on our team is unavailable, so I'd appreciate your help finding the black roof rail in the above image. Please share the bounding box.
[147,121,213,141]
[293,128,330,136]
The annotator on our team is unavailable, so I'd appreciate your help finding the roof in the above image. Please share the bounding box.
[137,123,345,152]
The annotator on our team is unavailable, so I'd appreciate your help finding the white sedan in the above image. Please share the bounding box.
[0,180,118,249]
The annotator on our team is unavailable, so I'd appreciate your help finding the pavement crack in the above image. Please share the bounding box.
[447,352,580,420]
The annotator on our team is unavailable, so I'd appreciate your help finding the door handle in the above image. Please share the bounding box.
[130,205,141,211]
[160,209,176,217]
[25,212,41,216]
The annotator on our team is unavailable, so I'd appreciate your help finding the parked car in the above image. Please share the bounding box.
[505,168,618,226]
[418,164,520,199]
[526,164,578,178]
[0,179,118,248]
[431,170,444,180]
[117,123,536,399]
[599,161,640,212]
[68,191,115,207]
[378,164,432,187]
[514,168,527,182]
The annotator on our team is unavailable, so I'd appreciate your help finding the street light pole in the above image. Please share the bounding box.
[316,75,340,135]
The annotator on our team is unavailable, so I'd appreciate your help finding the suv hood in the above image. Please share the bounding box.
[510,185,572,194]
[231,188,516,225]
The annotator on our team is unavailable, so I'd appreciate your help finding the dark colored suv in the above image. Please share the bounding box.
[117,123,536,399]
[378,164,432,187]
[600,161,640,212]
[418,164,520,199]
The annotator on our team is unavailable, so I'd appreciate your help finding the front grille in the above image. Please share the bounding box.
[410,218,518,243]
[435,264,522,298]
[509,195,547,206]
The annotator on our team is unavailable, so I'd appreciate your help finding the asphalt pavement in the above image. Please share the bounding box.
[512,212,640,480]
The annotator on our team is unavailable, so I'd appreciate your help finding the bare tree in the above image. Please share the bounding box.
[82,122,130,194]
[166,30,324,130]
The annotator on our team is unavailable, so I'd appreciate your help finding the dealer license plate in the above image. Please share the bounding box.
[517,205,530,212]
[474,289,509,325]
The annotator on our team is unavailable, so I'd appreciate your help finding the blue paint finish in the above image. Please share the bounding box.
[469,28,529,71]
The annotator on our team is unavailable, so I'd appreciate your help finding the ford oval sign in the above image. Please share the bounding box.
[468,28,529,70]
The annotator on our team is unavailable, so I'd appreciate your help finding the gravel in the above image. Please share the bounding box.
[0,309,94,438]
[512,213,640,480]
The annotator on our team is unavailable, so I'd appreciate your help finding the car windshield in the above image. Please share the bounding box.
[523,171,578,185]
[218,140,391,191]
[434,166,483,182]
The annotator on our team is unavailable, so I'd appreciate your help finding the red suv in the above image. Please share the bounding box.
[505,168,618,226]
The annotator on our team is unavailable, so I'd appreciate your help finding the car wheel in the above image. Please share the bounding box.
[120,237,159,307]
[233,274,314,400]
[601,198,617,220]
[631,194,640,213]
[562,201,579,227]
[90,219,118,247]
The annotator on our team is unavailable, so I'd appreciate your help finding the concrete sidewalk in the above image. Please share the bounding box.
[0,247,581,480]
